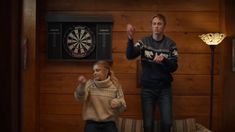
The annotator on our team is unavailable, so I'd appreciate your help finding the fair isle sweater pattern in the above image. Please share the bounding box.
[126,35,178,85]
[74,76,126,122]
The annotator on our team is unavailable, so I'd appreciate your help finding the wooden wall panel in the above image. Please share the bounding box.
[115,53,196,74]
[40,94,219,128]
[45,0,219,11]
[172,75,220,96]
[39,11,220,32]
[40,115,84,132]
[111,12,220,32]
[40,94,218,117]
[39,53,220,75]
[223,0,235,131]
[112,32,219,53]
[22,0,37,132]
[40,73,220,96]
[37,0,223,131]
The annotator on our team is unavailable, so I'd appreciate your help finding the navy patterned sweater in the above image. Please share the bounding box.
[126,35,178,88]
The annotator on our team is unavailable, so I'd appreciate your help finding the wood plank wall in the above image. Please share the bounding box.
[222,0,235,131]
[37,0,224,131]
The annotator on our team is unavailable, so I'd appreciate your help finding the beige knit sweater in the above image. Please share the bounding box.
[74,76,126,122]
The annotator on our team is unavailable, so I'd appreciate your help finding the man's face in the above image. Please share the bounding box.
[93,64,108,81]
[151,17,165,35]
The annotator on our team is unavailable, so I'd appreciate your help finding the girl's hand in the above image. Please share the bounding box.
[78,75,87,84]
[110,99,119,109]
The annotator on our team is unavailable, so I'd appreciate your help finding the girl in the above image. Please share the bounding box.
[74,60,126,132]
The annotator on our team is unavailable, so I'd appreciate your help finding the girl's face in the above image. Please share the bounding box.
[93,64,108,81]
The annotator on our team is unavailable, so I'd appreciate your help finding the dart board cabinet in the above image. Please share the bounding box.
[46,13,113,61]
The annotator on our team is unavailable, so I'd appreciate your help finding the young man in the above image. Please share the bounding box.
[126,14,178,132]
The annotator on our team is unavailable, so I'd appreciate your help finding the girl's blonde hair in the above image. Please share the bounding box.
[94,60,121,88]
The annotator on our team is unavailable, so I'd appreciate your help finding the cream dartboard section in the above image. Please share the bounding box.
[64,26,95,58]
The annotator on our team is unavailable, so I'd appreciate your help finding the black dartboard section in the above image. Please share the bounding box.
[46,13,113,61]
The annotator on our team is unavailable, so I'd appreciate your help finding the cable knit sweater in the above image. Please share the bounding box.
[74,76,126,122]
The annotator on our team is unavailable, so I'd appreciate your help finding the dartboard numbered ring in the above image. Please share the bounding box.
[63,25,95,58]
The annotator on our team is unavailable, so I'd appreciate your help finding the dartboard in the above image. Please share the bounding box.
[63,26,95,58]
